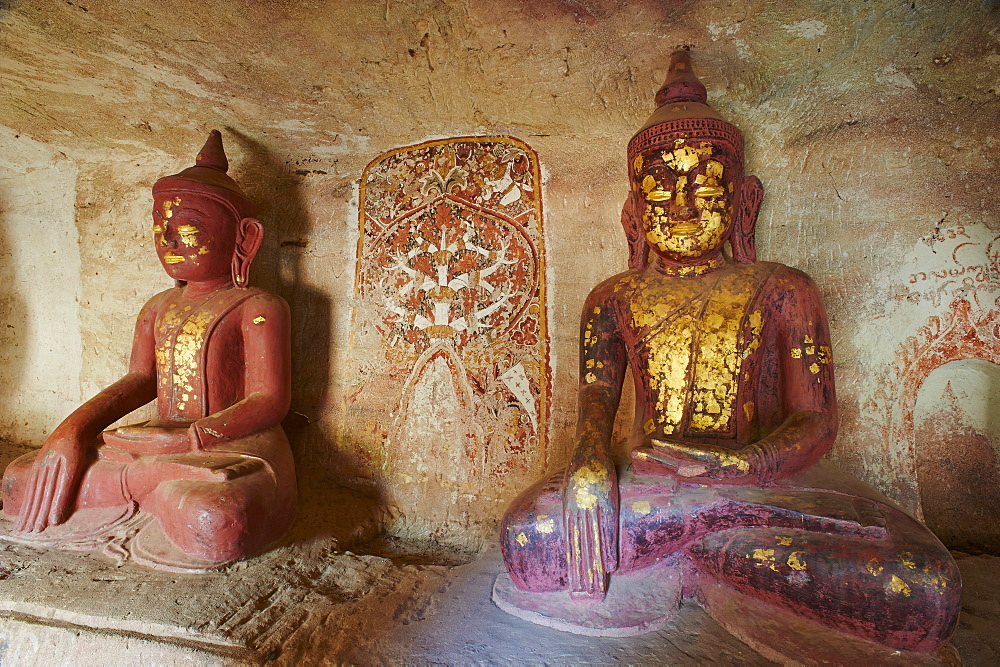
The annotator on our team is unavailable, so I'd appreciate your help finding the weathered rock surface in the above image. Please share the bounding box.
[1,1,998,543]
[1,2,999,661]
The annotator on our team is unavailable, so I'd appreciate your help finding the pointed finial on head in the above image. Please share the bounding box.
[654,49,708,108]
[195,129,229,173]
[154,129,256,219]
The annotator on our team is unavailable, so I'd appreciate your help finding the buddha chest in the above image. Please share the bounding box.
[613,263,775,440]
[152,288,254,421]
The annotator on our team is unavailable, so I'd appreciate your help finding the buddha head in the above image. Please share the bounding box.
[151,131,263,288]
[623,50,763,270]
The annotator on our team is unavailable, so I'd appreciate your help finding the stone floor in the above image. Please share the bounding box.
[0,526,999,664]
[0,438,996,665]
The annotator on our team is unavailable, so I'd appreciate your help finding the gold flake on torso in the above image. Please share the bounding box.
[618,267,766,437]
[155,296,215,418]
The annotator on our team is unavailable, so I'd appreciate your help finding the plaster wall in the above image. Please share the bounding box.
[0,0,997,547]
[0,127,82,442]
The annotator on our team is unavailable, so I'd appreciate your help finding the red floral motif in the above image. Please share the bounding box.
[347,137,552,524]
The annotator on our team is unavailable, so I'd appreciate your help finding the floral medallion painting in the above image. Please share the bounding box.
[346,136,550,543]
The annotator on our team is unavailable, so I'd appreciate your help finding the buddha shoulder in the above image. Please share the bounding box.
[234,289,290,330]
[756,261,825,295]
[585,269,644,306]
[133,287,290,328]
[136,287,185,321]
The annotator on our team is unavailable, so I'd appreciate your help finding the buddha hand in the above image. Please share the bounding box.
[563,454,619,598]
[648,438,754,481]
[16,428,88,532]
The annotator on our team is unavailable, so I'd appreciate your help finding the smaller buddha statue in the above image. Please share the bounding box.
[493,52,962,660]
[2,131,297,570]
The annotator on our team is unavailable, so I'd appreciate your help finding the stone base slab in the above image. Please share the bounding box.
[492,558,683,637]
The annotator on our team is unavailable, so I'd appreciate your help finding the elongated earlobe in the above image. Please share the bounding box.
[730,175,763,264]
[231,218,264,288]
[622,190,649,271]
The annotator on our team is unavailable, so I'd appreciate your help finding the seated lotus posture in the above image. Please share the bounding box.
[2,131,296,570]
[495,52,961,657]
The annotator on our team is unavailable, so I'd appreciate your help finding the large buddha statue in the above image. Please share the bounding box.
[2,131,296,571]
[494,52,961,659]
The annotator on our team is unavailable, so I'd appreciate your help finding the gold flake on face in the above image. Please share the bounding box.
[661,139,713,173]
[154,222,168,247]
[694,185,725,199]
[705,159,723,180]
[162,196,182,219]
[177,224,200,248]
[673,175,688,208]
[638,142,733,260]
[633,154,644,175]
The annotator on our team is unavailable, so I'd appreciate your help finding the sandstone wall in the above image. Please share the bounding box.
[0,0,997,548]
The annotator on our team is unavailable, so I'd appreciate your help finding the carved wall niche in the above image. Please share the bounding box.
[915,358,1000,552]
[345,136,550,547]
[863,221,1000,545]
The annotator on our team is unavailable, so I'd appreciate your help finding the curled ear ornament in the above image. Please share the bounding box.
[622,190,649,271]
[730,175,763,265]
[621,189,650,271]
[231,217,264,289]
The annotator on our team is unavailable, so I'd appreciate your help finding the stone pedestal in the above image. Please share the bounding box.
[0,481,391,663]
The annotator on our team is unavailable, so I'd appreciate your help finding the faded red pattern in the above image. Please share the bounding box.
[346,137,550,540]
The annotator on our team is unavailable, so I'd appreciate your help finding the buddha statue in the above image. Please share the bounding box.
[494,52,962,658]
[2,131,297,571]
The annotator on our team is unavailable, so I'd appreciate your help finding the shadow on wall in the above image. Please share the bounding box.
[225,128,392,546]
[915,358,1000,554]
[0,174,34,473]
[0,181,28,437]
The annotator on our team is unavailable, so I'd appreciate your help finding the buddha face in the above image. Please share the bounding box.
[152,193,238,283]
[632,137,738,261]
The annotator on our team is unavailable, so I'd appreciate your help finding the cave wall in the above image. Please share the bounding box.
[0,0,997,546]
